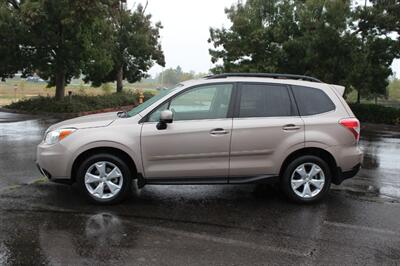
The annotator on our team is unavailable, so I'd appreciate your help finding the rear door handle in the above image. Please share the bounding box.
[282,124,300,131]
[210,128,229,135]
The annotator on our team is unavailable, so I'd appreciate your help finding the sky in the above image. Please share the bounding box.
[128,0,400,78]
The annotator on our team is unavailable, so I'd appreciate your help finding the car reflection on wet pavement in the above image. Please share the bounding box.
[0,111,399,265]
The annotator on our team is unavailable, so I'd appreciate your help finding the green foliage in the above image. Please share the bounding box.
[349,103,400,125]
[1,0,114,100]
[209,0,400,99]
[156,66,197,87]
[209,0,354,85]
[349,1,399,101]
[0,1,25,81]
[84,3,165,92]
[141,90,156,100]
[5,92,138,113]
[1,1,164,98]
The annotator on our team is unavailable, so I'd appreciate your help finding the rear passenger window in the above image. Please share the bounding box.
[292,86,335,116]
[238,83,293,118]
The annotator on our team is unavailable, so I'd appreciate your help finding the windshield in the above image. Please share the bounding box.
[127,85,181,117]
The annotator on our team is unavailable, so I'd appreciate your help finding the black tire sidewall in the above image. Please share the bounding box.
[77,153,133,204]
[281,155,331,203]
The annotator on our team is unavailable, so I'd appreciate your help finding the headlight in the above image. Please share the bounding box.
[44,128,76,145]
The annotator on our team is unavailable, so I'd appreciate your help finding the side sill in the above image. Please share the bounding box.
[144,176,228,185]
[142,175,279,186]
[229,175,279,184]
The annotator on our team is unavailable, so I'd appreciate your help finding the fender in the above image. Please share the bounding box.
[67,140,143,176]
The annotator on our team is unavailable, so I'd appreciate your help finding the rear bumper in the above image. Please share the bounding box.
[333,163,361,185]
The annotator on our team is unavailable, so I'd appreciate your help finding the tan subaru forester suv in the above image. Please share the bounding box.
[37,73,362,204]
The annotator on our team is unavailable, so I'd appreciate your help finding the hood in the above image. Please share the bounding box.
[49,112,119,131]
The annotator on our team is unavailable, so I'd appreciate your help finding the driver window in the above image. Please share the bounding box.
[148,102,168,122]
[147,83,233,122]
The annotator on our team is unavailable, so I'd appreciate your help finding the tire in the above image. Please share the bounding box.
[77,153,133,205]
[280,155,331,203]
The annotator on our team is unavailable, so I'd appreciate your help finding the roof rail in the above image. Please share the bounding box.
[205,73,322,83]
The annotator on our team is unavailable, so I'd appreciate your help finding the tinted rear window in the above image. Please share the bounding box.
[292,86,335,116]
[239,83,294,118]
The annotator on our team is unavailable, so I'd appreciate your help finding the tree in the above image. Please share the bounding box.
[209,0,354,84]
[209,0,296,74]
[349,0,399,102]
[280,0,354,86]
[1,0,115,100]
[156,66,197,87]
[84,2,165,92]
[0,1,25,81]
[208,0,399,99]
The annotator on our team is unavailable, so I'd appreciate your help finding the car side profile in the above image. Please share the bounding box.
[36,73,362,204]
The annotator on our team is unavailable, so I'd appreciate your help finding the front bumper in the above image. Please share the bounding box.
[36,163,72,184]
[36,142,72,183]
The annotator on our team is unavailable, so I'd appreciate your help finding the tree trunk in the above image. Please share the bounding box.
[116,67,123,93]
[55,69,66,101]
[357,90,361,104]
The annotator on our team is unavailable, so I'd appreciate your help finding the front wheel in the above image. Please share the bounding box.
[77,153,133,204]
[281,155,331,203]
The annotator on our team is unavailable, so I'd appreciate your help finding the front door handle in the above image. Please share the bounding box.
[282,124,300,131]
[210,128,229,135]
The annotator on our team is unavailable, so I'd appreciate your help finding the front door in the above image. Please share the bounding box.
[141,83,234,180]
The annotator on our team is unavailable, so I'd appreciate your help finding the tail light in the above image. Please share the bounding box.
[339,118,360,141]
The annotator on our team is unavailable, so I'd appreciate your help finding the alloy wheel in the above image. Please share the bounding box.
[290,162,325,199]
[84,161,123,200]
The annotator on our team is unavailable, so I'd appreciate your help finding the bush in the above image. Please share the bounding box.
[143,90,156,100]
[5,92,140,113]
[349,103,400,125]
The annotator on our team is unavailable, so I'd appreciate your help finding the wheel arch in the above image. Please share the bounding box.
[71,147,138,183]
[279,147,339,184]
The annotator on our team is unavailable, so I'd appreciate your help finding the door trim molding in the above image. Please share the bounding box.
[143,175,278,185]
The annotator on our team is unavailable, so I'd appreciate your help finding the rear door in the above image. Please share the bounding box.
[229,82,305,179]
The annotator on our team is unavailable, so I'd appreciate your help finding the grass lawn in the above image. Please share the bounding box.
[0,79,159,107]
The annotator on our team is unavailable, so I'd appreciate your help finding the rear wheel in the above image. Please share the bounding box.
[281,155,331,203]
[77,153,133,204]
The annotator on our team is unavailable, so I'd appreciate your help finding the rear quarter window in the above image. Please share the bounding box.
[291,85,335,116]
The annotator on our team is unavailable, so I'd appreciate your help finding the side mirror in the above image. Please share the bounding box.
[157,110,173,130]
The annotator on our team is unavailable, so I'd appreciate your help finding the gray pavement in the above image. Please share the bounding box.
[0,112,58,188]
[0,111,399,265]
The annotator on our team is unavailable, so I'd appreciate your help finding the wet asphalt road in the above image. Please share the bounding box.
[0,112,400,265]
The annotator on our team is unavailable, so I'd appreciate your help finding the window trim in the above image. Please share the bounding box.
[140,82,237,123]
[233,82,299,119]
